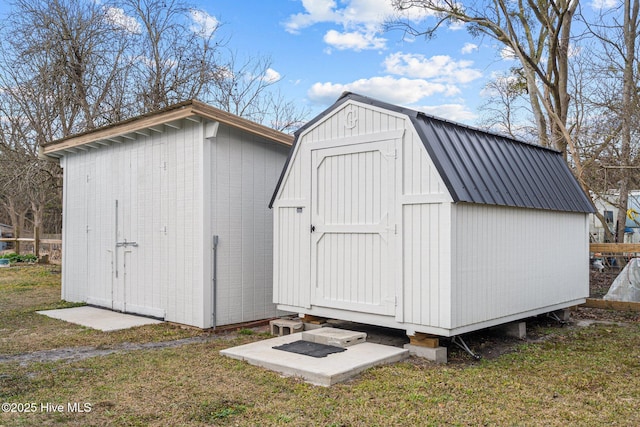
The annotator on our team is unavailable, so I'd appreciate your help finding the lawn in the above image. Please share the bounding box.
[2,265,640,426]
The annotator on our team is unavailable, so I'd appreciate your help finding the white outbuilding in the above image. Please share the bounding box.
[270,92,594,338]
[42,100,292,329]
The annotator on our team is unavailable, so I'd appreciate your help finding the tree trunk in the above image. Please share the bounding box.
[615,0,638,244]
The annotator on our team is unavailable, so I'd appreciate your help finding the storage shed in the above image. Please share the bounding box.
[42,100,292,328]
[270,92,594,338]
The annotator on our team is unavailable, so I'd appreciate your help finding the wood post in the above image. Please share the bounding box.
[409,332,440,348]
[34,226,40,258]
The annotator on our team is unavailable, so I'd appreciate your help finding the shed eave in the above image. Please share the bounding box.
[42,99,293,156]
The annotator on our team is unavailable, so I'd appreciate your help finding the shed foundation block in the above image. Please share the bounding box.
[404,344,447,363]
[494,321,526,339]
[302,327,366,348]
[270,319,303,336]
[553,308,571,322]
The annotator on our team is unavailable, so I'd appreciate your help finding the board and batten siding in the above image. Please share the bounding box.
[61,121,207,327]
[273,102,409,311]
[400,126,454,329]
[450,204,589,330]
[208,124,288,326]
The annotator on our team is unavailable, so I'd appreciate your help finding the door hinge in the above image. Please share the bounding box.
[384,148,398,159]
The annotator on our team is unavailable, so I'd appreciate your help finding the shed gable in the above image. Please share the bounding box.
[273,92,593,214]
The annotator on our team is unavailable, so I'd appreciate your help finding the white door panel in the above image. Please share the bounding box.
[311,139,397,316]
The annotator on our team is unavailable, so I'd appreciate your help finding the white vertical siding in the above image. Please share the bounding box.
[61,154,89,303]
[272,98,589,336]
[399,127,453,328]
[61,120,205,326]
[209,125,288,326]
[450,204,589,329]
[273,101,408,312]
[272,142,311,308]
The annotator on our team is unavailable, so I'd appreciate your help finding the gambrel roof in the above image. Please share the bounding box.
[271,92,594,213]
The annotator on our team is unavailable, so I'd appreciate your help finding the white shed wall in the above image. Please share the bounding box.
[207,125,288,326]
[450,204,589,330]
[399,126,454,329]
[61,121,206,327]
[273,98,590,337]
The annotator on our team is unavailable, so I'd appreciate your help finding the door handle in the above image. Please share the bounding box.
[310,225,315,233]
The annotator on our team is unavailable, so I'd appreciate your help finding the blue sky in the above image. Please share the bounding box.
[0,0,610,126]
[211,0,503,124]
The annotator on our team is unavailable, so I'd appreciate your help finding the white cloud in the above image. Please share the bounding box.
[383,52,482,84]
[190,9,219,37]
[417,104,478,122]
[307,76,452,105]
[285,0,341,33]
[448,19,466,31]
[308,78,476,122]
[285,0,432,51]
[500,46,517,60]
[323,29,387,51]
[591,0,620,8]
[461,43,478,54]
[104,7,140,34]
[262,68,282,84]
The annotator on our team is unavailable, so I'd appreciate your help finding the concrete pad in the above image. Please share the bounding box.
[220,332,409,386]
[302,327,366,347]
[37,306,162,331]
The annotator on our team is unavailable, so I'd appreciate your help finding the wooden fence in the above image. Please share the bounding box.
[586,243,640,311]
[0,237,62,261]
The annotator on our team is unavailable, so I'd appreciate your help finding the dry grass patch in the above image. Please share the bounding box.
[2,324,640,426]
[0,265,208,355]
[2,265,640,426]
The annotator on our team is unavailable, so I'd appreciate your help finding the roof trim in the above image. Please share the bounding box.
[42,99,293,155]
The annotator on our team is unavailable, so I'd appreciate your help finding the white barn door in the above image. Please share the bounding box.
[112,198,138,313]
[310,138,397,316]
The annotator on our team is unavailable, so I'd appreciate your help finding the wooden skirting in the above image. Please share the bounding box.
[583,298,640,312]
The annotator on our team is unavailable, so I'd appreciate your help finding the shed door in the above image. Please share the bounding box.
[112,199,138,313]
[310,139,397,316]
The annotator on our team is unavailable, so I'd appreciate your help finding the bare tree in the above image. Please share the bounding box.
[210,52,308,132]
[389,0,579,164]
[117,0,227,111]
[0,0,131,249]
[0,0,307,250]
[576,0,640,242]
[478,70,536,141]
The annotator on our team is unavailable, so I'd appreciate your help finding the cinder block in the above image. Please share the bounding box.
[554,309,571,322]
[303,322,328,331]
[270,319,303,336]
[404,344,447,363]
[302,327,366,347]
[495,321,526,339]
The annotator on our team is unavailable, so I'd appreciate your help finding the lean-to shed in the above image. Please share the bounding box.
[270,92,594,337]
[42,100,292,328]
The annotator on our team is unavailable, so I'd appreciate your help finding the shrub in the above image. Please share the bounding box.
[0,253,38,263]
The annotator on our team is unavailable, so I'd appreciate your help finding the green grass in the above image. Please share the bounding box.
[2,265,640,426]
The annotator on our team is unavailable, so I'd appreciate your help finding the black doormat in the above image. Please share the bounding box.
[272,340,347,358]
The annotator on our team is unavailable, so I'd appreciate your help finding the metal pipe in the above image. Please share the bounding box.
[115,200,119,279]
[212,235,219,329]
